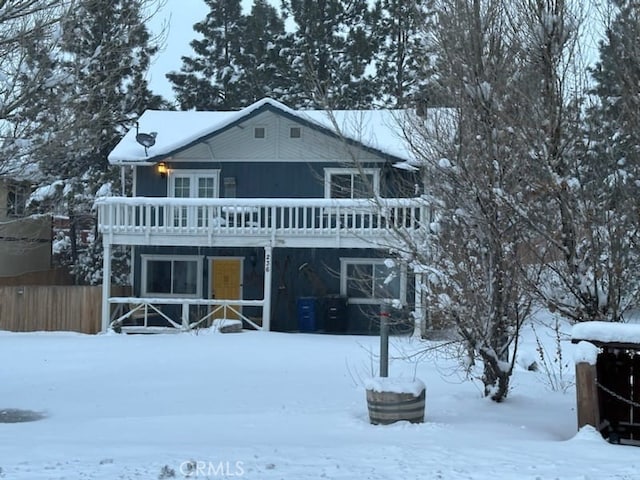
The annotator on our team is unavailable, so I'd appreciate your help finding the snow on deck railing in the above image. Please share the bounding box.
[96,197,427,237]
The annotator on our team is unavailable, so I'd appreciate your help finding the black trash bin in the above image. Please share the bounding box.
[297,297,317,332]
[325,295,348,333]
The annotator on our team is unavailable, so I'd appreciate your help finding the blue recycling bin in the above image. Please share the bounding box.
[297,297,317,332]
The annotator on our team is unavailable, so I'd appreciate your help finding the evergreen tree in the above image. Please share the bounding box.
[20,0,166,284]
[590,0,640,172]
[167,0,290,110]
[167,0,244,110]
[280,0,378,108]
[502,0,640,324]
[371,0,437,107]
[563,0,640,321]
[240,0,291,102]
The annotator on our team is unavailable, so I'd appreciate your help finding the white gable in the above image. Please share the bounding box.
[108,98,415,165]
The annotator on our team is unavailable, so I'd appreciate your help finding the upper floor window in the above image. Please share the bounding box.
[254,126,266,139]
[6,182,30,217]
[324,168,380,199]
[290,126,301,138]
[168,170,220,228]
[168,170,220,199]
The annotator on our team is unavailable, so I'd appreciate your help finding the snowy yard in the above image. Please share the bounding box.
[0,322,638,479]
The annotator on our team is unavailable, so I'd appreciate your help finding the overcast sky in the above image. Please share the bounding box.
[146,1,208,102]
[147,0,271,103]
[147,0,603,105]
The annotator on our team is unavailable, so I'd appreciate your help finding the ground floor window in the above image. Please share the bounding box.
[141,255,202,297]
[339,257,406,305]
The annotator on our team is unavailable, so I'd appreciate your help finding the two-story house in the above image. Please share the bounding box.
[99,98,429,334]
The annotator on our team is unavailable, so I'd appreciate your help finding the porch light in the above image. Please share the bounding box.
[157,162,167,177]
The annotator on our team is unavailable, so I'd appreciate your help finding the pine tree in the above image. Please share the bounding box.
[20,0,166,284]
[167,0,245,110]
[590,0,640,171]
[563,0,640,321]
[280,0,378,108]
[168,0,292,110]
[240,0,291,102]
[371,0,437,107]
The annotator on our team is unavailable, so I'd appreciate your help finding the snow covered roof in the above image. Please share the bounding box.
[571,321,640,349]
[108,98,416,165]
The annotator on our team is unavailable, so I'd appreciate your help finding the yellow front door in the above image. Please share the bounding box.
[211,258,241,319]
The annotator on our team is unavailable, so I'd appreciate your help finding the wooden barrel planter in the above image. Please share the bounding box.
[365,378,426,425]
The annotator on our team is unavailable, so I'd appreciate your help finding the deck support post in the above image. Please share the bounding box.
[262,245,273,331]
[101,241,112,333]
[181,302,189,330]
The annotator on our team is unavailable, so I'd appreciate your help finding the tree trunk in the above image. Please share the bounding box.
[480,348,510,402]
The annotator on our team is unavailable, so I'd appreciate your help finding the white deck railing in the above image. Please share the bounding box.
[109,297,264,332]
[97,197,427,247]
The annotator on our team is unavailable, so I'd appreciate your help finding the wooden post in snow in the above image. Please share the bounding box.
[380,301,390,377]
[575,361,600,430]
[413,267,424,338]
[181,302,189,330]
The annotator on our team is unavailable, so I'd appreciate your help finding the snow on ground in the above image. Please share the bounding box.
[0,319,638,479]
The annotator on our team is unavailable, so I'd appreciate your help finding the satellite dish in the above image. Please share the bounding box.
[135,122,157,156]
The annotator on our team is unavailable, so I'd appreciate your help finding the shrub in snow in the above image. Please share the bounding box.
[530,317,573,393]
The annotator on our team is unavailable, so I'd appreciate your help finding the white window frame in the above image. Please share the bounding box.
[167,169,220,198]
[167,170,220,228]
[141,254,203,298]
[324,167,380,198]
[340,257,406,305]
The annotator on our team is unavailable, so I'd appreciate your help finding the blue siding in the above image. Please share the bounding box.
[132,245,412,334]
[131,147,418,334]
[136,161,417,198]
[136,165,167,196]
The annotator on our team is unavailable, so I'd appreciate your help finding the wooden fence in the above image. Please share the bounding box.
[0,285,130,334]
[596,348,640,445]
[0,268,74,287]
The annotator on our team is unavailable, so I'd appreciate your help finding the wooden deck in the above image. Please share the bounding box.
[97,197,427,248]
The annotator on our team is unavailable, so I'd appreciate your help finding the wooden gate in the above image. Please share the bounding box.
[596,348,640,445]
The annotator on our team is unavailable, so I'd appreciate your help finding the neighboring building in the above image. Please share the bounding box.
[99,98,429,334]
[0,177,52,277]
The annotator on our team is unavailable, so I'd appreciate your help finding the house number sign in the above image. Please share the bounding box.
[265,252,272,273]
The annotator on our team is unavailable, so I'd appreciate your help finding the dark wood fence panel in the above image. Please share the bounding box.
[0,285,130,334]
[597,349,640,444]
[0,268,73,286]
[633,355,640,441]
